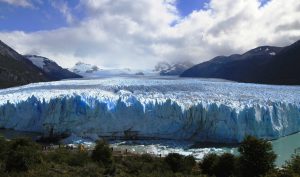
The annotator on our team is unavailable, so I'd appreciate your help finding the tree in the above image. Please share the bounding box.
[238,135,277,177]
[214,153,237,177]
[183,155,196,173]
[200,153,219,176]
[200,153,237,177]
[91,140,113,167]
[5,138,42,172]
[281,153,300,176]
[0,136,8,172]
[165,153,196,173]
[165,153,184,173]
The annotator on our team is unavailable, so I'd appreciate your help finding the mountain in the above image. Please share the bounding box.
[256,40,300,85]
[69,62,144,77]
[154,61,194,76]
[181,40,300,85]
[24,55,82,80]
[0,40,49,88]
[69,62,100,75]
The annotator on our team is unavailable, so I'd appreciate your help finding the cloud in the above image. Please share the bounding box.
[0,0,33,8]
[51,0,74,24]
[0,0,300,69]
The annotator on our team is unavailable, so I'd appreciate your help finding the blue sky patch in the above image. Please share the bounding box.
[176,0,209,17]
[0,0,82,32]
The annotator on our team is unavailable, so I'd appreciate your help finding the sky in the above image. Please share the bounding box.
[0,0,299,69]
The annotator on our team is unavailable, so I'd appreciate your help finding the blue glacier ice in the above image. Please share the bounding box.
[0,77,299,143]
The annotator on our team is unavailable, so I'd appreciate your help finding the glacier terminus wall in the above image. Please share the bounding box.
[0,77,299,143]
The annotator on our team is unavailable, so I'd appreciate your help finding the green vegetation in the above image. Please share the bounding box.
[0,137,203,177]
[91,140,113,167]
[200,136,277,177]
[5,138,42,172]
[238,135,277,177]
[200,152,237,177]
[164,153,196,173]
[0,135,299,176]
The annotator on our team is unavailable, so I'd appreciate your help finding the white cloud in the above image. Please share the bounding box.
[51,0,74,24]
[0,0,33,8]
[0,0,300,69]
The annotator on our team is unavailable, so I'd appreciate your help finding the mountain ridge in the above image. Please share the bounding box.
[181,40,299,85]
[24,55,82,80]
[154,61,194,76]
[0,40,50,88]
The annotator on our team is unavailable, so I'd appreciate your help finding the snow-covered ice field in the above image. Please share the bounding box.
[0,76,299,143]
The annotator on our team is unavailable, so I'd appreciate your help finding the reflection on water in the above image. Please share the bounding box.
[0,129,299,167]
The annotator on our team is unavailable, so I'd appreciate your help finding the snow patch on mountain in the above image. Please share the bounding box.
[69,62,99,74]
[69,62,146,77]
[154,61,194,76]
[25,55,51,69]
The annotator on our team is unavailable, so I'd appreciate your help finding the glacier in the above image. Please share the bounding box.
[0,77,299,143]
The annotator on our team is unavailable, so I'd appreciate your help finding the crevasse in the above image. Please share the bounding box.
[0,77,299,143]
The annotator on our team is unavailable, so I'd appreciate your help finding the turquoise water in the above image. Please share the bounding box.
[272,132,300,166]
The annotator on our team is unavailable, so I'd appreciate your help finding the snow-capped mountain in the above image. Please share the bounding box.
[69,62,100,75]
[181,40,300,85]
[181,46,283,82]
[25,55,82,80]
[69,62,144,77]
[154,61,194,76]
[0,41,49,88]
[0,77,299,143]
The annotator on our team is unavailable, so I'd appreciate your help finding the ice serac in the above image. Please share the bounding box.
[0,77,299,143]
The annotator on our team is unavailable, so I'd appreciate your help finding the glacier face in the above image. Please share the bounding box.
[0,77,299,143]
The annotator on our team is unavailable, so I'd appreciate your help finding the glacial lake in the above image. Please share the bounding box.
[0,129,298,167]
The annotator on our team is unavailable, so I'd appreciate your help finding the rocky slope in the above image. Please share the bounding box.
[24,55,82,80]
[0,41,49,88]
[181,40,300,85]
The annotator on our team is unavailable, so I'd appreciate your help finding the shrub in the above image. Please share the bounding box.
[68,151,90,167]
[0,136,8,156]
[200,153,219,176]
[214,153,237,177]
[282,153,300,176]
[46,148,90,167]
[5,138,42,172]
[45,148,71,164]
[165,153,196,174]
[0,136,8,171]
[165,153,184,173]
[140,154,154,163]
[183,155,196,173]
[91,140,113,167]
[238,135,277,177]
